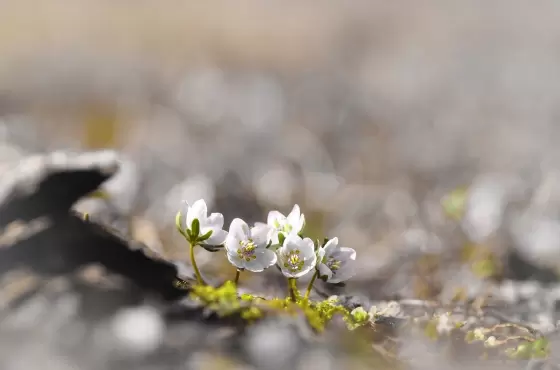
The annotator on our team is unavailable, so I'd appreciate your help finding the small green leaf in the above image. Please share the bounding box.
[175,211,183,232]
[278,233,286,246]
[191,218,200,240]
[197,230,213,242]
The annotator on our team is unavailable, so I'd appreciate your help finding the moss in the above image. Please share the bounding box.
[187,281,370,332]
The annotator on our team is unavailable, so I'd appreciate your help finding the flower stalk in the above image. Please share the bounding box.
[189,242,205,285]
[304,271,318,299]
[234,269,242,284]
[288,278,299,302]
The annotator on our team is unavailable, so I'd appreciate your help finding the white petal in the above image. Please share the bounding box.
[203,229,228,245]
[318,263,333,280]
[282,234,303,252]
[332,247,356,262]
[225,234,240,253]
[229,218,250,241]
[299,237,316,257]
[206,213,224,229]
[286,204,301,226]
[186,199,208,228]
[328,265,355,283]
[257,249,277,269]
[267,210,286,227]
[322,237,339,257]
[267,229,280,245]
[317,247,326,260]
[251,223,271,247]
[294,213,305,233]
[226,252,244,270]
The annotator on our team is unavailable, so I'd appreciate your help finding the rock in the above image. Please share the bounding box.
[0,150,187,301]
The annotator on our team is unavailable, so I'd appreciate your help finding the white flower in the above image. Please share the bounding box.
[225,218,277,272]
[178,199,228,245]
[276,234,316,278]
[264,204,306,246]
[317,237,356,283]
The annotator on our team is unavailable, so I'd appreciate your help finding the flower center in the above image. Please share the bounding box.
[237,239,257,262]
[325,257,341,271]
[283,249,304,272]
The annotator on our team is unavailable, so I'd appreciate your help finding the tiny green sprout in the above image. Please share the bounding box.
[344,307,372,331]
[506,342,533,360]
[531,337,549,358]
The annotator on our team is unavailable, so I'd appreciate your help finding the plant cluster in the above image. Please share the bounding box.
[174,199,367,331]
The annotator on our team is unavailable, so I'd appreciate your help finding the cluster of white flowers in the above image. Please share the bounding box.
[175,199,356,291]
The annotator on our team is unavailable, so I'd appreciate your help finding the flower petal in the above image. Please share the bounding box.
[228,218,250,241]
[292,255,316,278]
[317,247,326,260]
[251,223,271,247]
[299,237,316,257]
[186,199,208,228]
[203,229,228,245]
[328,265,356,283]
[257,249,277,269]
[226,251,244,270]
[322,237,339,257]
[282,234,303,252]
[332,247,356,262]
[225,234,240,253]
[268,229,280,245]
[295,214,305,233]
[286,204,301,226]
[318,263,333,280]
[267,210,286,227]
[206,213,224,229]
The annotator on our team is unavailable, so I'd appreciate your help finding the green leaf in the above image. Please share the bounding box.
[191,218,200,240]
[278,233,286,246]
[197,230,213,243]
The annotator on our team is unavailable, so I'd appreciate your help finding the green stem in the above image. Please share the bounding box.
[234,269,241,284]
[189,242,205,285]
[288,278,298,302]
[304,271,318,299]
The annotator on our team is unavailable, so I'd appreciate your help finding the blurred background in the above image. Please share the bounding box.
[3,0,560,368]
